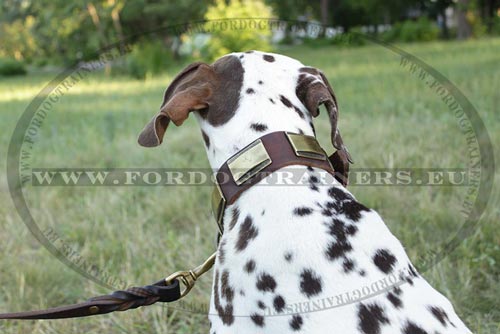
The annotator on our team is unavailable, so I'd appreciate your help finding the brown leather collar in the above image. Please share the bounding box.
[211,131,349,234]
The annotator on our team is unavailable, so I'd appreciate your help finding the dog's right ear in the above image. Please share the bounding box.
[296,69,352,161]
[296,68,352,186]
[138,62,214,147]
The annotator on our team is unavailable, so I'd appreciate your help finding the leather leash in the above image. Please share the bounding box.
[0,279,181,320]
[0,254,217,320]
[0,131,348,320]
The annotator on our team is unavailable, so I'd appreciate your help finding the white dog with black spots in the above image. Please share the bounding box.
[138,50,471,334]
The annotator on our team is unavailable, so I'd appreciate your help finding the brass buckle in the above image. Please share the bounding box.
[286,132,327,160]
[227,139,272,185]
[211,182,226,235]
[165,252,216,298]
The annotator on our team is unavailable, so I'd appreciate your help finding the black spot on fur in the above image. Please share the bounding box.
[244,259,256,273]
[284,252,293,262]
[373,249,397,274]
[321,208,334,217]
[201,130,210,148]
[408,264,419,277]
[263,54,275,62]
[326,240,353,260]
[250,123,268,132]
[357,303,390,334]
[256,273,277,292]
[325,220,358,263]
[280,95,293,108]
[403,321,428,334]
[251,313,264,327]
[218,239,226,264]
[309,184,319,192]
[429,306,454,327]
[293,105,305,119]
[213,270,234,325]
[228,207,240,231]
[328,187,352,201]
[307,166,314,172]
[220,270,234,301]
[359,270,366,276]
[341,200,371,221]
[258,80,263,84]
[297,128,305,135]
[400,270,414,285]
[246,88,255,94]
[328,218,349,240]
[257,301,266,309]
[326,201,342,211]
[387,292,402,308]
[294,207,313,216]
[310,121,316,135]
[343,258,355,273]
[290,315,303,331]
[239,54,244,59]
[235,215,258,252]
[346,224,358,235]
[245,50,254,53]
[269,98,275,104]
[393,287,402,295]
[273,295,286,313]
[299,269,323,298]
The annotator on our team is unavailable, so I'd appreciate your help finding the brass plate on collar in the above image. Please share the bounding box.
[227,139,272,185]
[286,132,327,160]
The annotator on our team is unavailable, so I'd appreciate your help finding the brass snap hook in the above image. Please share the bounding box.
[165,252,217,298]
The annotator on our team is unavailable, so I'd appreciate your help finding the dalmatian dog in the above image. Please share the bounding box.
[138,51,471,334]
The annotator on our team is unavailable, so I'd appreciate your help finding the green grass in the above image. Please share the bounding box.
[0,38,499,333]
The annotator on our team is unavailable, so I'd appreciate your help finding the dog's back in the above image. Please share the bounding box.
[209,165,469,334]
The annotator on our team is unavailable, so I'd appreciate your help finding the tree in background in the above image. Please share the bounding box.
[457,0,473,38]
[203,0,274,60]
[120,0,209,58]
[0,12,37,61]
[0,0,209,64]
[479,0,500,33]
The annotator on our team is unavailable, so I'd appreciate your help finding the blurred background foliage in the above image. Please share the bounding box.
[202,0,274,60]
[1,0,500,78]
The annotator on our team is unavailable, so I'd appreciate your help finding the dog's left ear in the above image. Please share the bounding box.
[296,69,353,185]
[138,62,215,147]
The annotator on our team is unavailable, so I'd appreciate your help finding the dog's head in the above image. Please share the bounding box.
[138,51,352,173]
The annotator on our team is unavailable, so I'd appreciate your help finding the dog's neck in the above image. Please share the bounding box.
[195,110,314,169]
